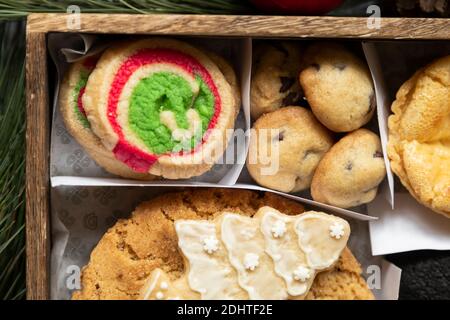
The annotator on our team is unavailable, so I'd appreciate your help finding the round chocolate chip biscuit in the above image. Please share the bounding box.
[299,43,375,132]
[72,188,373,300]
[247,107,334,193]
[311,129,386,208]
[251,42,303,119]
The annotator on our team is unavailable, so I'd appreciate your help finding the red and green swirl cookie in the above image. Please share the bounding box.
[82,39,237,179]
[59,55,155,180]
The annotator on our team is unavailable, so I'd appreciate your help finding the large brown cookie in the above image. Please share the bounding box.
[72,188,374,300]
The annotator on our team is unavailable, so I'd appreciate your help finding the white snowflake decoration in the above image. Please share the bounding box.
[155,291,164,300]
[244,253,260,271]
[329,222,345,239]
[271,220,287,238]
[293,266,311,282]
[160,281,168,290]
[202,236,219,254]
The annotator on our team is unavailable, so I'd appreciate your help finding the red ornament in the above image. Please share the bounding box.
[250,0,344,15]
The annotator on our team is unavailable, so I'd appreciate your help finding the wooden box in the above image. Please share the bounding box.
[25,13,450,300]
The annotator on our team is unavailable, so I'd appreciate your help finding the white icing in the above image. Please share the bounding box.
[271,220,287,238]
[243,253,259,271]
[329,222,345,239]
[258,208,311,297]
[293,266,311,282]
[175,220,247,299]
[160,281,168,290]
[169,209,350,301]
[294,212,350,270]
[155,291,164,300]
[240,228,255,240]
[220,213,287,300]
[203,235,219,254]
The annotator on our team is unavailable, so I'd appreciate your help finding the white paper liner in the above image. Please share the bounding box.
[363,41,450,255]
[50,185,401,300]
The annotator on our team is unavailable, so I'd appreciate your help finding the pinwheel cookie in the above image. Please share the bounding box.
[82,39,238,179]
[388,55,450,218]
[72,189,374,300]
[59,55,154,180]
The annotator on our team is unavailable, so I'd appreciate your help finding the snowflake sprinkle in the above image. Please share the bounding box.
[244,253,260,271]
[293,266,311,282]
[271,220,287,238]
[329,222,345,239]
[202,236,219,254]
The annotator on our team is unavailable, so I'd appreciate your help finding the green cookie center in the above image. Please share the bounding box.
[128,71,215,155]
[73,69,90,128]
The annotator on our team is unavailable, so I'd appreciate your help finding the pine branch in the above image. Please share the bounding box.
[0,21,26,300]
[0,0,252,19]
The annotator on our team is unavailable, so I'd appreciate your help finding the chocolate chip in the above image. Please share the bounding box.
[373,151,383,158]
[279,77,296,93]
[311,63,320,71]
[282,92,300,106]
[334,63,346,70]
[273,130,285,142]
[367,92,376,114]
[345,161,353,171]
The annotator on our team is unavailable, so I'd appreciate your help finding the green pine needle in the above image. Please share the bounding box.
[0,0,252,19]
[0,21,25,300]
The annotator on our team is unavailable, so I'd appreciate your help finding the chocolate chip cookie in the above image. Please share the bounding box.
[247,107,334,193]
[251,42,303,119]
[299,43,375,132]
[311,129,386,208]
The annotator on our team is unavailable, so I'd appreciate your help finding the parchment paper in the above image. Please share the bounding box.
[363,41,450,255]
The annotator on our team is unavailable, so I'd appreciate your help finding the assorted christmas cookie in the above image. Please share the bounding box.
[72,189,374,300]
[82,39,237,179]
[139,207,350,300]
[388,55,450,218]
[311,129,386,208]
[247,107,334,193]
[251,42,303,119]
[299,43,375,132]
[59,55,154,180]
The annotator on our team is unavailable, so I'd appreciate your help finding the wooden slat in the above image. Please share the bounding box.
[27,13,450,40]
[25,31,50,300]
